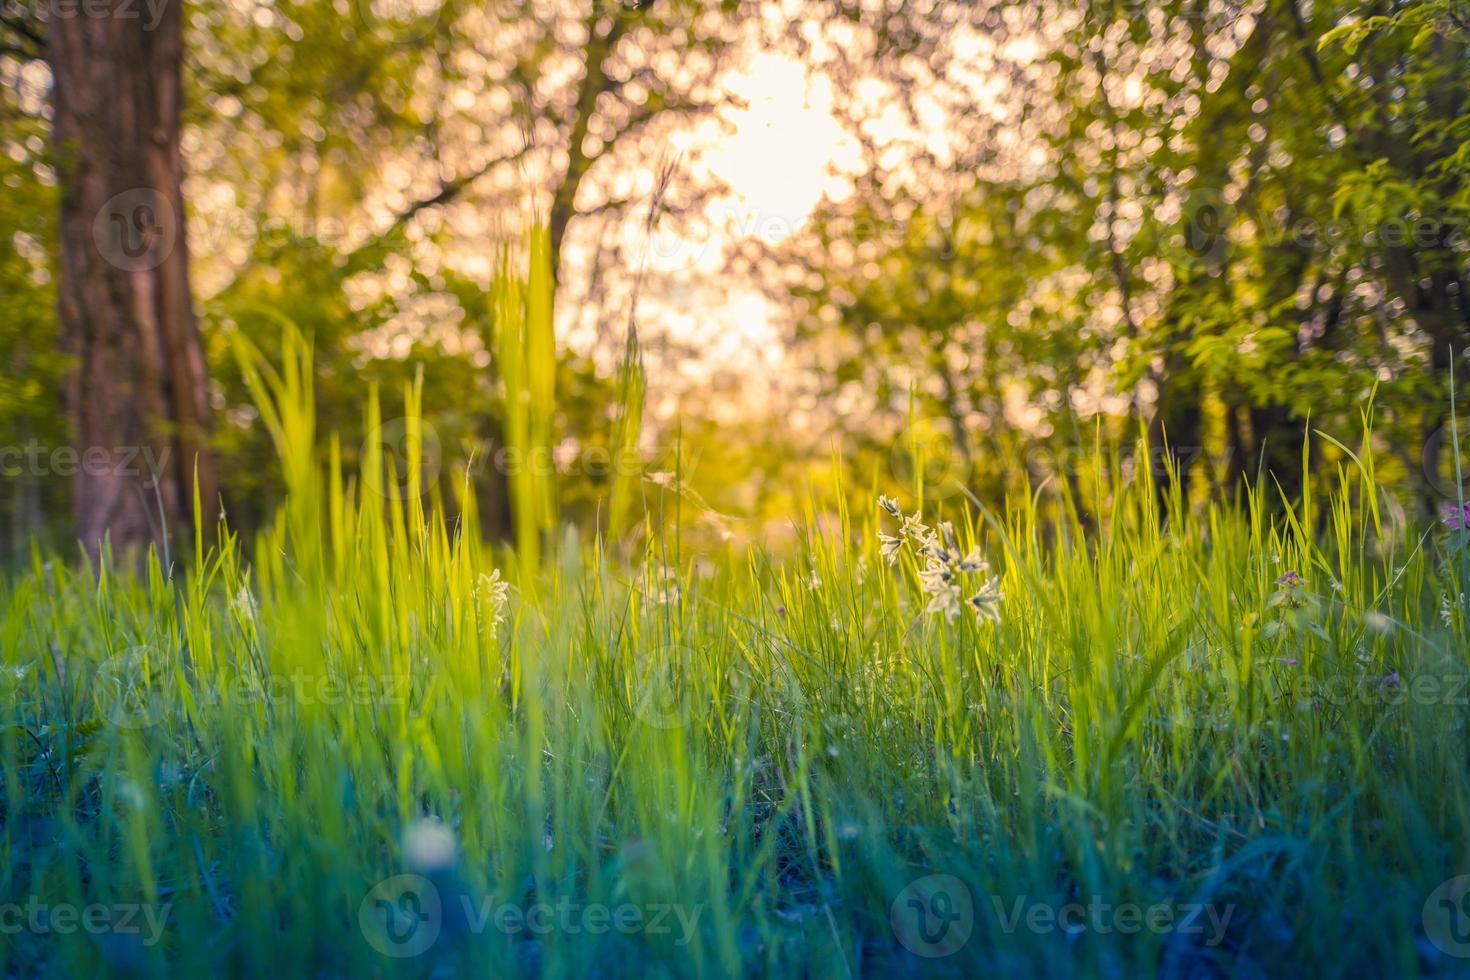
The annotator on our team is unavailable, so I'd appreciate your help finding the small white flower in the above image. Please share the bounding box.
[927,543,956,566]
[878,531,903,565]
[475,569,509,628]
[966,577,1003,624]
[900,512,932,544]
[115,778,148,809]
[957,547,988,574]
[883,501,999,626]
[404,817,457,873]
[1442,593,1465,628]
[230,584,259,622]
[924,582,963,622]
[937,521,958,551]
[645,471,677,490]
[918,564,956,594]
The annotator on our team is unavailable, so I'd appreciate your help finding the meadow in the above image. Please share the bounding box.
[6,1,1470,975]
[4,329,1470,978]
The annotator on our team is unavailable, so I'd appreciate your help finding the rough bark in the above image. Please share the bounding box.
[47,0,215,563]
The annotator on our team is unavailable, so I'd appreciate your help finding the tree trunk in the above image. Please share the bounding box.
[48,0,215,564]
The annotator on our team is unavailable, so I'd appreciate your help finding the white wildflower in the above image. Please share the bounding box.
[878,531,903,565]
[900,511,932,545]
[957,547,988,574]
[918,561,964,621]
[115,778,148,809]
[404,817,457,873]
[966,577,1004,624]
[475,569,509,628]
[937,521,958,551]
[230,584,259,623]
[918,564,956,594]
[1443,593,1465,628]
[879,495,1003,626]
[923,578,963,621]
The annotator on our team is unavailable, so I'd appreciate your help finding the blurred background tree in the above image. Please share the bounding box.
[1,0,1467,557]
[780,0,1469,519]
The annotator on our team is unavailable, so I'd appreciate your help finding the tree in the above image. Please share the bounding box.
[193,0,758,539]
[44,0,214,561]
[787,0,1470,518]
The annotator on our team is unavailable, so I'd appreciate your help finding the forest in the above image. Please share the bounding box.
[2,1,1469,976]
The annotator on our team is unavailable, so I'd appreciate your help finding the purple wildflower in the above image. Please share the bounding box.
[1441,502,1470,531]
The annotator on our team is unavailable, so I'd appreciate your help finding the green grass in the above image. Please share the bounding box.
[4,338,1470,977]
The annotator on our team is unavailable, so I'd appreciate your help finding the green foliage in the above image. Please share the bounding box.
[0,80,64,555]
[3,343,1469,975]
[788,0,1470,515]
[491,225,558,570]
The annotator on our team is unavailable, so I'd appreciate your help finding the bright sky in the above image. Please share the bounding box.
[699,52,862,244]
[615,51,865,418]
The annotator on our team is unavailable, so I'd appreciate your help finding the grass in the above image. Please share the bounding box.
[5,332,1470,976]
